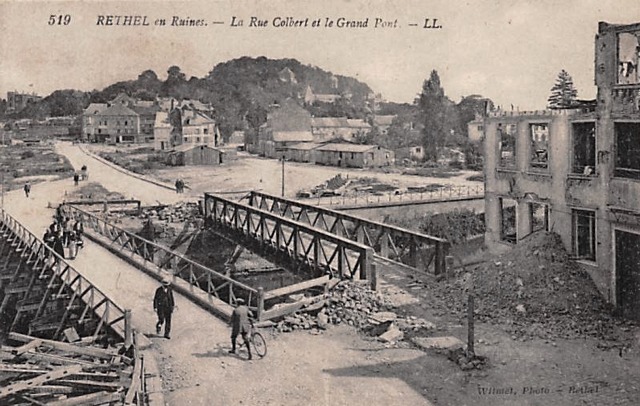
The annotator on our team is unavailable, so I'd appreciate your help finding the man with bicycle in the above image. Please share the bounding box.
[229,298,253,360]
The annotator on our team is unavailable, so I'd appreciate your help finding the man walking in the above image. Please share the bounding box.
[153,278,175,339]
[229,298,253,360]
[23,182,31,198]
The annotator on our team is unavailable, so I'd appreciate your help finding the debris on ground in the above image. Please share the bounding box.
[441,232,628,341]
[0,332,133,404]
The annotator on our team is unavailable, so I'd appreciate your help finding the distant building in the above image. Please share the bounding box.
[314,143,394,168]
[166,144,226,166]
[304,85,340,104]
[311,117,371,142]
[154,107,219,151]
[372,115,396,135]
[467,117,485,142]
[93,104,141,143]
[394,146,425,163]
[284,142,322,163]
[7,91,42,113]
[278,67,297,83]
[256,99,314,158]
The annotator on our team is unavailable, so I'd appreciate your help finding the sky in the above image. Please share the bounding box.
[1,0,639,110]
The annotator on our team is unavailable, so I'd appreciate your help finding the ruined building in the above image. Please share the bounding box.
[483,22,640,320]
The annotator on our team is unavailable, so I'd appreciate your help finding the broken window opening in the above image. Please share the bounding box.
[572,209,596,261]
[618,32,640,85]
[498,123,516,168]
[615,122,640,179]
[500,198,517,243]
[530,202,549,233]
[572,122,596,175]
[530,123,549,170]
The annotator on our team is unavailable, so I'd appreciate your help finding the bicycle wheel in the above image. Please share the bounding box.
[251,331,267,358]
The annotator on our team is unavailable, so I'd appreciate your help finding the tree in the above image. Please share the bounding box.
[547,70,578,109]
[416,70,447,162]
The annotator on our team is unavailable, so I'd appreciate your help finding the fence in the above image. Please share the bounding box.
[311,184,484,207]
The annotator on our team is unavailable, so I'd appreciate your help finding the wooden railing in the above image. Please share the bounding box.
[0,209,129,340]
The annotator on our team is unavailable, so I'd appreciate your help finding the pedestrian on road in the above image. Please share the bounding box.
[229,298,253,360]
[23,182,31,198]
[73,173,80,186]
[52,234,65,259]
[175,179,181,194]
[153,278,175,339]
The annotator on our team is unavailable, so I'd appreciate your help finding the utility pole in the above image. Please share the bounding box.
[281,156,285,197]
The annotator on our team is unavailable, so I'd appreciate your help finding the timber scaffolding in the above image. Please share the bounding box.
[0,210,147,405]
[238,191,450,275]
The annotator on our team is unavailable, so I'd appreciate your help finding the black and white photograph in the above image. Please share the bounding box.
[0,1,639,405]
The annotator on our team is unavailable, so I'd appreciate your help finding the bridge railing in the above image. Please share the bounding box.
[63,205,261,316]
[244,191,451,275]
[0,209,129,341]
[311,183,484,207]
[204,193,374,282]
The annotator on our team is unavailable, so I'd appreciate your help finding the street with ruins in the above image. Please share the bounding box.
[1,2,639,405]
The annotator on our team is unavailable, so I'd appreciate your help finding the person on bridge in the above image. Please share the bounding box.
[153,278,175,339]
[229,298,253,360]
[23,182,31,198]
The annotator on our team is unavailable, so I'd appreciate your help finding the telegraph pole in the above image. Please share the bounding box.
[281,156,285,197]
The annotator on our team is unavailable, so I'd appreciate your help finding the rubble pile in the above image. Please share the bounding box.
[447,347,488,371]
[274,281,436,343]
[139,202,202,224]
[443,232,619,340]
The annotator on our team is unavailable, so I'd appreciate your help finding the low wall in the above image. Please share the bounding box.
[337,197,485,222]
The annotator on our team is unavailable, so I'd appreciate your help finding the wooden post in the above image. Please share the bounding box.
[467,294,475,356]
[369,262,378,291]
[256,287,265,321]
[124,309,133,348]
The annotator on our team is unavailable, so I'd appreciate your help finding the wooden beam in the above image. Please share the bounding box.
[12,339,42,356]
[55,379,123,390]
[0,365,82,399]
[46,390,122,406]
[264,275,330,300]
[9,333,118,359]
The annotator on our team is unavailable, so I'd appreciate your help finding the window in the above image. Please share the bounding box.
[530,123,549,170]
[196,137,201,143]
[204,128,209,134]
[500,198,517,243]
[351,152,355,159]
[615,122,640,179]
[530,203,549,233]
[184,137,188,142]
[124,120,128,126]
[618,32,640,85]
[572,209,595,261]
[572,122,596,175]
[498,123,516,168]
[478,125,484,131]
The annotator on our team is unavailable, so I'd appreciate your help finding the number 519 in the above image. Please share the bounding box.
[49,14,71,25]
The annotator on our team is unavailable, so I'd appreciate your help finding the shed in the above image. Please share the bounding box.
[314,143,394,168]
[284,142,322,163]
[167,144,225,166]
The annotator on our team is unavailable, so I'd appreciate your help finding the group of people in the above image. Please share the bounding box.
[44,213,84,260]
[174,179,186,194]
[153,279,254,359]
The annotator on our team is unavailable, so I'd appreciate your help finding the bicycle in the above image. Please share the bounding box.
[249,320,267,358]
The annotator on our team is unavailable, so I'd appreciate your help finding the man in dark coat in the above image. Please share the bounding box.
[52,234,65,259]
[229,298,253,360]
[153,278,175,339]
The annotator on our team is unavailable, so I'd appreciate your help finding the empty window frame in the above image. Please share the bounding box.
[615,122,640,179]
[572,122,596,175]
[530,203,549,233]
[572,209,596,261]
[500,198,517,243]
[498,123,516,168]
[618,32,640,85]
[530,123,549,170]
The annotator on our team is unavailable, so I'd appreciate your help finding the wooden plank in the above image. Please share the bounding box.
[46,390,122,406]
[264,275,330,300]
[55,379,123,390]
[13,339,42,356]
[19,394,47,406]
[9,333,117,359]
[0,365,82,399]
[30,385,73,394]
[17,352,98,367]
[123,354,142,404]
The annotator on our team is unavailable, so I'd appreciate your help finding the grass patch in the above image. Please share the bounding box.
[0,144,74,191]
